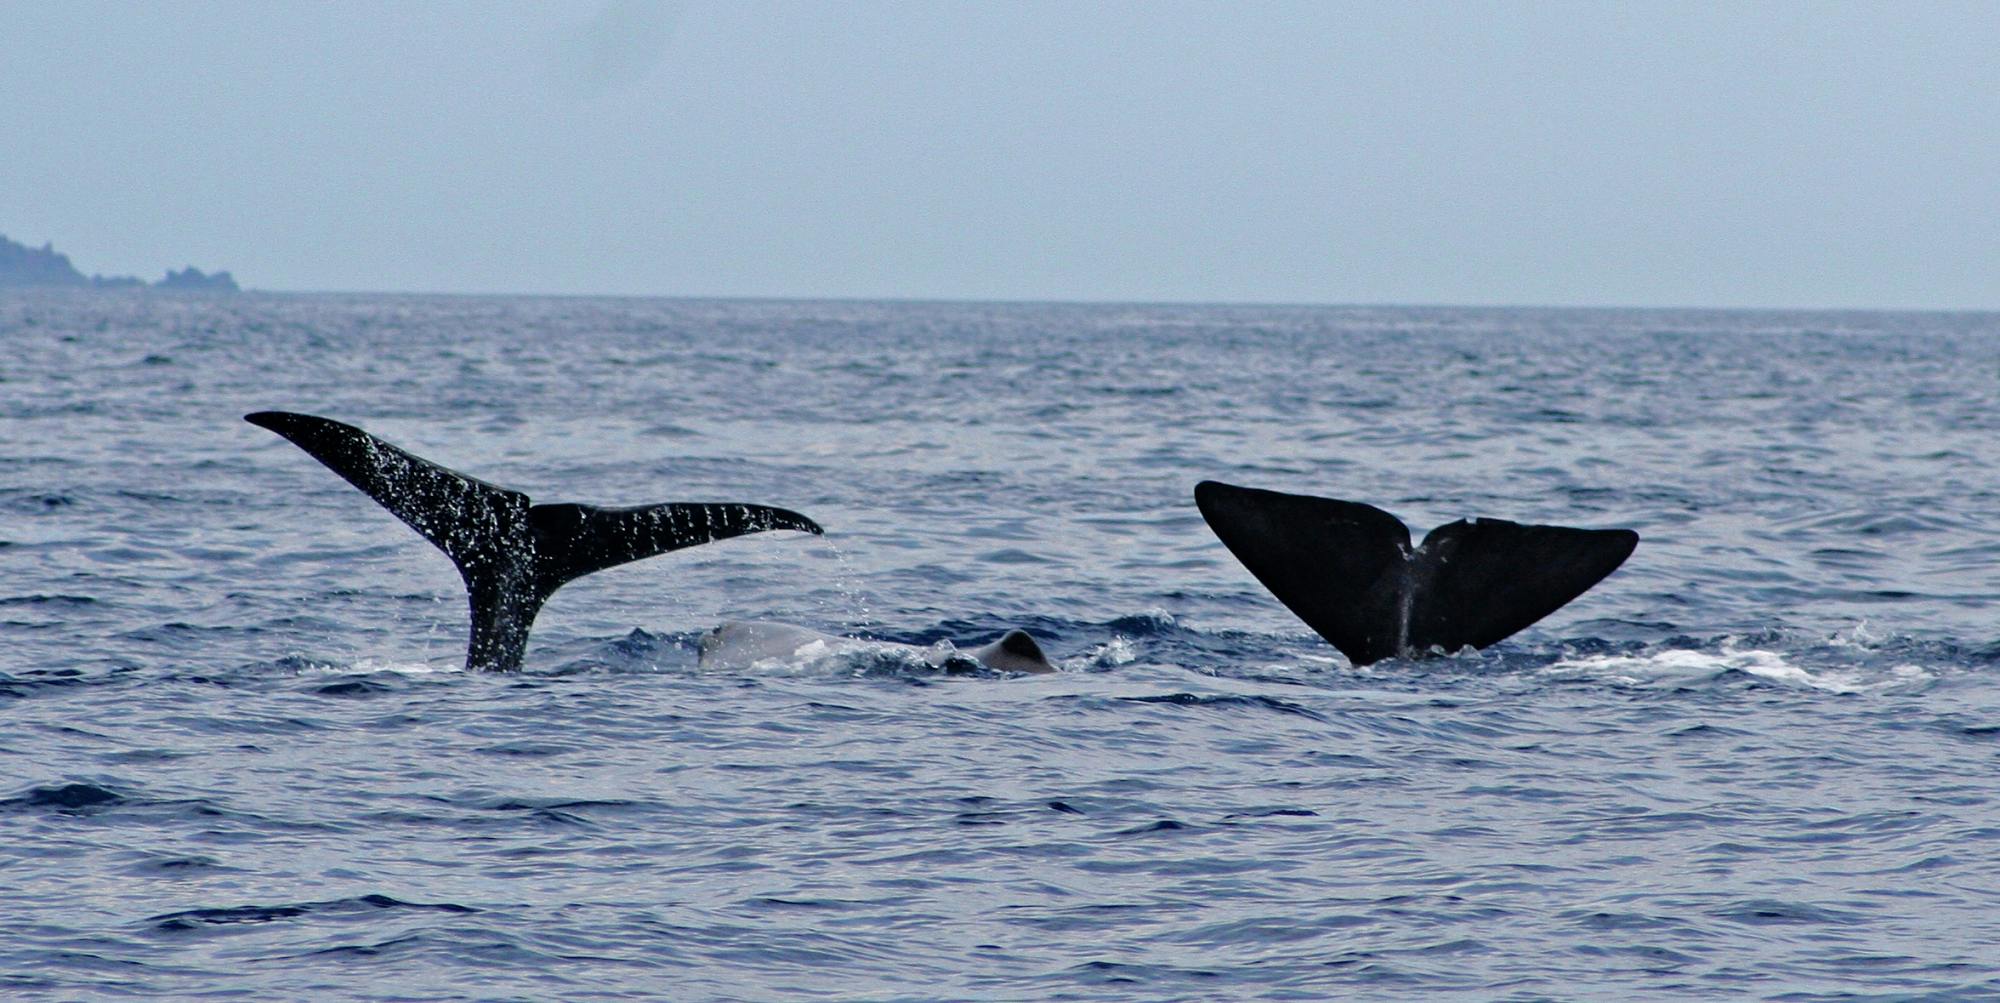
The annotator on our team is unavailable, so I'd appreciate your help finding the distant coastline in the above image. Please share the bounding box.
[0,233,238,292]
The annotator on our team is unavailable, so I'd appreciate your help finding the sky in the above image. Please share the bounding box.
[2,1,1995,309]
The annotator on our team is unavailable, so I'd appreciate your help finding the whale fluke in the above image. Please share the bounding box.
[1194,480,1636,665]
[246,411,823,671]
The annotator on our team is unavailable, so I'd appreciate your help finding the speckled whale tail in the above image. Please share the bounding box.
[1196,480,1636,666]
[246,411,823,671]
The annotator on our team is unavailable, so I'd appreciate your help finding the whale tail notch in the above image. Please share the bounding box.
[1194,480,1635,665]
[246,411,823,671]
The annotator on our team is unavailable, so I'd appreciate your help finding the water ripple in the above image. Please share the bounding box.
[2,296,1998,999]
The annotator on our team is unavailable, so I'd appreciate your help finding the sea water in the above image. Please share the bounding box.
[3,293,1998,999]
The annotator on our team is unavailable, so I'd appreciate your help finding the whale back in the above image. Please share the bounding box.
[701,621,1055,674]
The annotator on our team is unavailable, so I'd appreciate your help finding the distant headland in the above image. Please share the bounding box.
[0,233,239,292]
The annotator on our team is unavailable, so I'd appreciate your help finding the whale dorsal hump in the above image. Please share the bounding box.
[971,629,1055,674]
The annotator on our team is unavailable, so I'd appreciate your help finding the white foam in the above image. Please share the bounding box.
[1543,643,1933,694]
[1070,635,1138,671]
[341,657,460,676]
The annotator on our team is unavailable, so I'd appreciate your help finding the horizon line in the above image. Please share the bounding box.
[177,286,2000,317]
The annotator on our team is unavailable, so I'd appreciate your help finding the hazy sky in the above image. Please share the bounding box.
[3,1,1995,308]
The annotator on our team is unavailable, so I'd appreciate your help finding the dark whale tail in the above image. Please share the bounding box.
[1194,480,1636,666]
[246,411,823,671]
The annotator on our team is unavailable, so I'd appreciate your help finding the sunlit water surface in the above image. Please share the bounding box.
[4,294,1999,999]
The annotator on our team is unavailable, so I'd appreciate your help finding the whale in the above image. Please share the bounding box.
[698,620,1056,675]
[246,411,823,672]
[1195,480,1637,665]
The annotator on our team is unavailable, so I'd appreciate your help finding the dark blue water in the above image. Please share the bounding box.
[5,293,2000,1000]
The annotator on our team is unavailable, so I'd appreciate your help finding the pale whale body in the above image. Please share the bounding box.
[699,621,1056,675]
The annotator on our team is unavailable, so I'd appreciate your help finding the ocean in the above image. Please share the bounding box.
[4,292,1999,1000]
